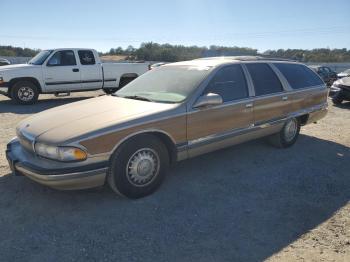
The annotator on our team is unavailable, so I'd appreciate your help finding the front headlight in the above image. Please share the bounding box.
[34,143,87,162]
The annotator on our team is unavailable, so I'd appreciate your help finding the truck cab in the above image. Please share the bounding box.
[0,48,149,104]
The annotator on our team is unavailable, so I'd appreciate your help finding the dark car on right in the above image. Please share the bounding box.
[309,65,338,86]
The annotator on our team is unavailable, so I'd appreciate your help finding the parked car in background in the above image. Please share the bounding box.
[6,56,328,198]
[331,76,350,105]
[309,65,338,86]
[337,69,350,79]
[0,58,10,66]
[0,48,150,104]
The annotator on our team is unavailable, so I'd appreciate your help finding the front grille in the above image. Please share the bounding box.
[17,130,34,153]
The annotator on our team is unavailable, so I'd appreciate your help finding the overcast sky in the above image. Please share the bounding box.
[1,0,350,52]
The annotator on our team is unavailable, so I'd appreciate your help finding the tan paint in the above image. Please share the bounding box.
[187,99,254,141]
[80,115,187,155]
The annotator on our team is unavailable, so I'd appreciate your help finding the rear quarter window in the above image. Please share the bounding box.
[78,50,96,65]
[274,63,324,89]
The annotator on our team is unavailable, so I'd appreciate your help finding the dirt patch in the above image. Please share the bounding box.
[0,93,349,261]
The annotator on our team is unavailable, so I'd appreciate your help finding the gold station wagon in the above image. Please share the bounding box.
[6,56,328,198]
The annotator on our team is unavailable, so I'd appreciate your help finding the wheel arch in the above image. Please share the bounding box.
[9,77,42,93]
[109,130,178,165]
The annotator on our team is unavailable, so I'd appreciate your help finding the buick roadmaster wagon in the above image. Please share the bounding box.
[6,57,328,198]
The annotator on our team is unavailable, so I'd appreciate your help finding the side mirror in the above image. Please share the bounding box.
[193,93,223,109]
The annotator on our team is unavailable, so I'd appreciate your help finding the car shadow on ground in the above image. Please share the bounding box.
[0,134,349,261]
[0,95,100,114]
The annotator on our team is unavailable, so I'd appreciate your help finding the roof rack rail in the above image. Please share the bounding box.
[196,56,298,62]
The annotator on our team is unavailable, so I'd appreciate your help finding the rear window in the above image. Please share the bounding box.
[246,63,283,96]
[78,50,96,65]
[274,63,324,89]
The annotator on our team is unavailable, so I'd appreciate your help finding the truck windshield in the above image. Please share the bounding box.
[28,50,53,65]
[116,65,212,103]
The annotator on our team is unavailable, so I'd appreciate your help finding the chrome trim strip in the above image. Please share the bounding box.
[268,63,293,91]
[186,102,327,150]
[15,164,108,181]
[188,118,286,149]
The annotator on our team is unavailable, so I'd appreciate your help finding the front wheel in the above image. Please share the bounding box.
[269,118,300,148]
[107,134,169,199]
[10,81,39,104]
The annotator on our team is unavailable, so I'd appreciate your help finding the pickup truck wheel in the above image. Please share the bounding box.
[107,134,169,199]
[269,118,300,148]
[119,77,136,88]
[11,81,39,105]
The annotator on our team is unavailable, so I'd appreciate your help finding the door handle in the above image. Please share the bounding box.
[72,68,79,72]
[245,103,253,108]
[282,96,288,101]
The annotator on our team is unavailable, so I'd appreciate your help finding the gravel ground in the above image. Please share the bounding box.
[0,92,349,262]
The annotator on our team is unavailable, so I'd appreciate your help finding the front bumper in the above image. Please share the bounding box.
[6,139,108,190]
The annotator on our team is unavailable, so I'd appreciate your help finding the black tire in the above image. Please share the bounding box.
[10,80,39,105]
[107,134,169,199]
[103,88,118,95]
[332,92,343,105]
[269,118,300,148]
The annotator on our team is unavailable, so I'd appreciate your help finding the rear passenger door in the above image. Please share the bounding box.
[187,65,254,148]
[78,50,103,90]
[245,63,289,126]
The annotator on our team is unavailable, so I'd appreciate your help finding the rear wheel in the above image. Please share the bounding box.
[10,81,39,105]
[107,134,169,199]
[269,118,300,148]
[119,77,136,88]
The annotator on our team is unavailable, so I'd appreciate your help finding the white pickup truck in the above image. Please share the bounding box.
[0,48,150,104]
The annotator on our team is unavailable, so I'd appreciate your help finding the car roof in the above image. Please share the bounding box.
[165,56,300,68]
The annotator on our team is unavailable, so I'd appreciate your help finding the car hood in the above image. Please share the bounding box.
[0,63,34,72]
[17,95,178,144]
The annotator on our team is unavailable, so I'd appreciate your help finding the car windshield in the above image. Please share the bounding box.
[28,50,53,65]
[115,65,212,103]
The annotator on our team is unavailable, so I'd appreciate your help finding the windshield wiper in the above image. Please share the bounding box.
[122,95,153,102]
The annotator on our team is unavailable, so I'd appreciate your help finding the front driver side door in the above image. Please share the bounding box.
[43,50,81,92]
[187,64,254,157]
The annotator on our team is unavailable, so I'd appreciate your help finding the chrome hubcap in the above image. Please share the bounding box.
[18,87,34,101]
[126,148,160,187]
[284,119,298,142]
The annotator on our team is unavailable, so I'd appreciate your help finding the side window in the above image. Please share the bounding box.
[78,50,96,65]
[47,50,76,66]
[204,65,248,102]
[246,63,283,96]
[274,63,324,89]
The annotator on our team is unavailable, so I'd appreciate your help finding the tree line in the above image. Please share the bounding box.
[1,43,350,62]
